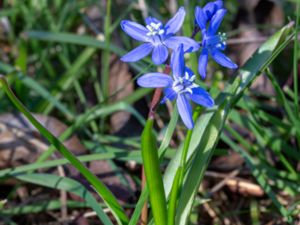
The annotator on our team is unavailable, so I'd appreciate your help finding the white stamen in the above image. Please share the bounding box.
[146,22,165,36]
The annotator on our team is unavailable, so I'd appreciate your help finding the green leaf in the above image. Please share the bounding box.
[15,173,113,225]
[0,77,129,225]
[141,119,167,225]
[161,22,294,225]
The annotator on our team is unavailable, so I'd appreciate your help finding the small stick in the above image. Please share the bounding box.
[148,65,171,119]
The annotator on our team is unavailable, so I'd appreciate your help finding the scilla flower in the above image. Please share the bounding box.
[137,44,214,129]
[195,7,238,79]
[121,7,199,65]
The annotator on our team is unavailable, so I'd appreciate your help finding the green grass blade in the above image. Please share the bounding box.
[14,173,113,225]
[101,0,112,100]
[221,132,292,222]
[23,31,146,72]
[293,1,300,114]
[0,200,87,215]
[0,151,141,178]
[41,47,96,114]
[160,22,295,225]
[0,76,129,225]
[0,62,73,118]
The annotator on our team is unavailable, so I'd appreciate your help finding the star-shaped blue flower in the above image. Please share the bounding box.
[121,7,200,65]
[195,5,238,79]
[137,44,214,129]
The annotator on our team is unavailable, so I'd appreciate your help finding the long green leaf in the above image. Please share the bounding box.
[0,77,129,225]
[141,119,167,225]
[15,173,113,225]
[161,22,294,225]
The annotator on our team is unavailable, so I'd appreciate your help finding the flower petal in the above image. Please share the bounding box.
[121,20,149,42]
[121,43,153,62]
[198,48,209,79]
[137,73,173,88]
[164,36,200,52]
[203,1,224,20]
[165,7,185,35]
[152,44,169,65]
[190,87,214,108]
[185,67,195,78]
[208,9,227,35]
[195,6,207,30]
[177,94,194,129]
[211,49,238,69]
[161,87,177,103]
[145,17,163,26]
[171,44,184,77]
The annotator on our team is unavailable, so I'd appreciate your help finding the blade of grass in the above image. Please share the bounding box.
[162,22,295,224]
[0,200,87,215]
[0,63,74,119]
[14,173,113,225]
[221,130,292,222]
[41,47,96,115]
[0,151,141,178]
[0,76,129,225]
[101,0,112,100]
[23,31,147,72]
[293,1,299,114]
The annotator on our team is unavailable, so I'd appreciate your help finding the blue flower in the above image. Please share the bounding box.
[137,44,214,129]
[195,6,238,79]
[120,7,199,65]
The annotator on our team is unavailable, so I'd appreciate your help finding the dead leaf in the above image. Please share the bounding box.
[0,113,85,169]
[109,55,134,133]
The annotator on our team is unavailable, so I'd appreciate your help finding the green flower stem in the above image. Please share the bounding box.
[167,108,201,225]
[167,167,181,225]
[141,119,167,225]
[0,75,128,225]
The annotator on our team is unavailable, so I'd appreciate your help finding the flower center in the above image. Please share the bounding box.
[204,32,227,49]
[146,22,165,36]
[172,72,198,94]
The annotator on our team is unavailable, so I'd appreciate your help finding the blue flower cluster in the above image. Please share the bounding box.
[121,1,237,129]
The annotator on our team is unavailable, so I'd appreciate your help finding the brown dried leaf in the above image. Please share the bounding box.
[226,178,264,197]
[109,55,134,133]
[0,113,85,169]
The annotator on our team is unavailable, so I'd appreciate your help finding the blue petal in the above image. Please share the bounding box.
[203,1,224,20]
[145,17,163,26]
[208,9,227,35]
[121,43,153,62]
[177,94,194,129]
[164,7,185,35]
[137,73,173,88]
[161,87,177,103]
[121,20,149,42]
[184,67,195,78]
[164,36,200,52]
[171,44,184,78]
[195,6,207,30]
[190,87,214,108]
[198,48,209,79]
[211,49,238,69]
[152,44,169,65]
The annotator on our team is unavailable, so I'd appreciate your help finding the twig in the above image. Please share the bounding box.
[141,166,148,225]
[148,65,171,119]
